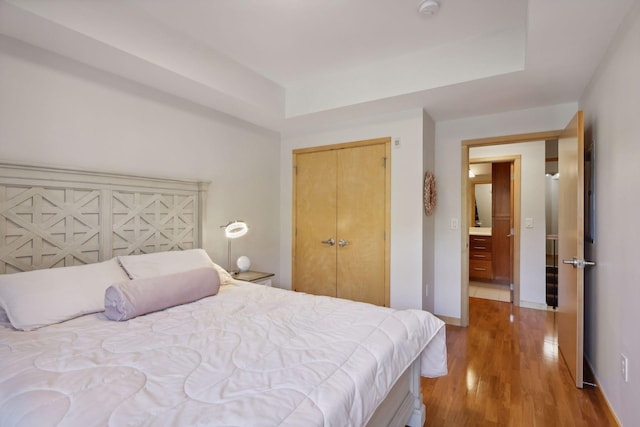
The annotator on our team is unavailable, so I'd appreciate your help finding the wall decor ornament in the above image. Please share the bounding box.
[423,171,437,216]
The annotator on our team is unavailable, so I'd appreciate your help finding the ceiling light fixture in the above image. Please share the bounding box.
[418,0,440,15]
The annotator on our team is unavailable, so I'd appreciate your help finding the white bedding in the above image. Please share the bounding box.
[0,282,446,427]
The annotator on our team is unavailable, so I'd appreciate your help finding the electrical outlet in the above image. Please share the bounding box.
[621,354,629,383]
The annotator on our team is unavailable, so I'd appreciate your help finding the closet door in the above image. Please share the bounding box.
[292,138,390,307]
[336,144,387,306]
[293,150,337,297]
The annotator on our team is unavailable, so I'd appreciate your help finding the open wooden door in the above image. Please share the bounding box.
[557,111,594,388]
[491,162,513,287]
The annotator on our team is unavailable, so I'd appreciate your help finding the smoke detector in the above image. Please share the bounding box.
[418,0,440,15]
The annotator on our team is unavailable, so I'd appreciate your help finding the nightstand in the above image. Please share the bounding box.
[234,271,274,286]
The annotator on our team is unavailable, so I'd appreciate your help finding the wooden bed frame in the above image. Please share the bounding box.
[0,161,426,427]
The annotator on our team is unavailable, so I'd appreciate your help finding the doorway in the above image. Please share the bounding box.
[545,139,560,308]
[468,159,515,304]
[460,130,562,327]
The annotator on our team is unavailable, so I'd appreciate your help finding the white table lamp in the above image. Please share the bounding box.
[221,220,248,273]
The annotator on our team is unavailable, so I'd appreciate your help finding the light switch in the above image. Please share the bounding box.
[525,217,534,228]
[451,218,459,230]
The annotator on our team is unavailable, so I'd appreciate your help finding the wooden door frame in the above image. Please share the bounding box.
[461,131,562,327]
[292,137,391,307]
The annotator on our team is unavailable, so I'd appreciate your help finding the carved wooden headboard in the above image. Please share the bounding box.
[0,162,209,274]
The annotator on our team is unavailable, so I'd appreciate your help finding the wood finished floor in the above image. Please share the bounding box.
[421,297,617,427]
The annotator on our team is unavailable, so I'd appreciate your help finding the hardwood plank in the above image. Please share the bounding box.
[422,298,618,426]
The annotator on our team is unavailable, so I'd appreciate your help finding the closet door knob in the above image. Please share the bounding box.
[321,238,335,246]
[338,239,350,247]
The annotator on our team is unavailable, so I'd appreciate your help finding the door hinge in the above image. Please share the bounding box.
[294,165,297,175]
[383,157,387,168]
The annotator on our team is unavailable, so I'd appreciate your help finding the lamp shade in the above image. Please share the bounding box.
[224,220,248,239]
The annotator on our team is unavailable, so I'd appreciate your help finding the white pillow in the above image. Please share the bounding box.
[105,267,221,321]
[0,258,130,331]
[117,249,233,284]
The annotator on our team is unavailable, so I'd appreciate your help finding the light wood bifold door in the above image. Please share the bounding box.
[293,138,390,307]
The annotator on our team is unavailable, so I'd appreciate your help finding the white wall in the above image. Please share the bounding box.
[422,111,436,312]
[280,110,428,310]
[434,103,577,319]
[579,3,640,424]
[0,35,281,278]
[470,141,547,306]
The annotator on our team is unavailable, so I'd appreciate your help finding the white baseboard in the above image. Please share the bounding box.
[584,357,622,426]
[437,315,462,326]
[518,300,553,311]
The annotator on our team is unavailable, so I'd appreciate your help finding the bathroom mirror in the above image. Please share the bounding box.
[472,182,492,227]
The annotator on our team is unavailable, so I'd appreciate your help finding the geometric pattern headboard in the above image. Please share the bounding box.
[0,162,209,274]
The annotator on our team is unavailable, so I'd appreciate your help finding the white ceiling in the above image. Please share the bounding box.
[131,0,527,85]
[0,0,636,134]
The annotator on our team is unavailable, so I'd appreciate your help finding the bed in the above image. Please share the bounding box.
[0,162,447,427]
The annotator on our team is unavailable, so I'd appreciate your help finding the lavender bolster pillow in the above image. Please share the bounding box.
[105,267,220,321]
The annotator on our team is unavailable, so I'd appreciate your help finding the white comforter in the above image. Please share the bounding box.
[0,283,446,427]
